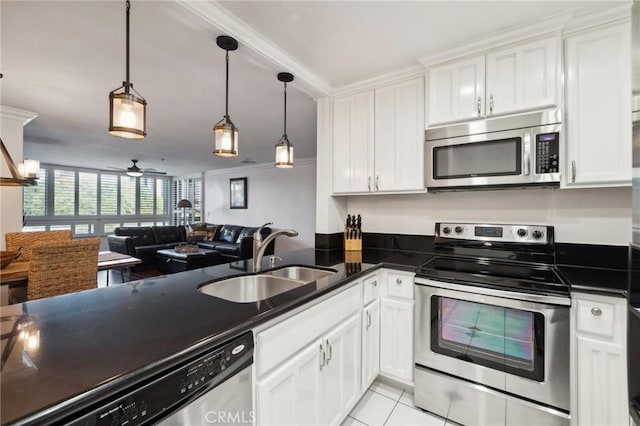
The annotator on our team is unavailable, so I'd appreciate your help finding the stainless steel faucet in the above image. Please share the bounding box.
[253,222,298,272]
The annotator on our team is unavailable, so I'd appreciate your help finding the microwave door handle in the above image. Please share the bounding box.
[524,133,531,176]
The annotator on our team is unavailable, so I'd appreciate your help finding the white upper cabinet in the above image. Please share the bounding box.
[427,36,559,126]
[486,37,558,116]
[564,22,631,187]
[428,56,485,126]
[332,77,425,194]
[332,90,375,194]
[374,77,425,192]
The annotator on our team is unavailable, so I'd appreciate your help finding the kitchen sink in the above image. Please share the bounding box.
[264,266,336,282]
[198,275,307,303]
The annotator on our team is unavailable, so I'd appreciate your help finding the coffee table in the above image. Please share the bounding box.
[156,248,221,274]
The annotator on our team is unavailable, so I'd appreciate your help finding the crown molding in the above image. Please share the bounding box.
[333,65,425,98]
[418,11,572,68]
[0,106,38,126]
[562,3,631,35]
[176,1,332,100]
[204,157,316,176]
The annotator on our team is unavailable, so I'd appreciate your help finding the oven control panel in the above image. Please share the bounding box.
[437,223,551,244]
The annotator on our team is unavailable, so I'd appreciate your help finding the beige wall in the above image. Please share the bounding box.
[203,159,317,253]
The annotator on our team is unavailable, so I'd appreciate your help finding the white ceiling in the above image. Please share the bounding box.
[1,1,625,176]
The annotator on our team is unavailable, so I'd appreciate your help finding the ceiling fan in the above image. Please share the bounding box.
[107,159,167,177]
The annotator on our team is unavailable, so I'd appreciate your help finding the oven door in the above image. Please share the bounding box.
[415,278,570,411]
[426,128,532,189]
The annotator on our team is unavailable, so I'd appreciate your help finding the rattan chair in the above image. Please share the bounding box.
[27,238,100,301]
[5,230,73,262]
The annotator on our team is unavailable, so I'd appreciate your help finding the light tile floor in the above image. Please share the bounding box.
[345,380,456,426]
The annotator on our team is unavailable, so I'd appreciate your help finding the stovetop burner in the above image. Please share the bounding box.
[417,255,569,296]
[416,222,570,297]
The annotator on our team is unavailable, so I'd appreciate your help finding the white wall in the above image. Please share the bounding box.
[344,187,631,246]
[203,159,316,253]
[0,106,38,249]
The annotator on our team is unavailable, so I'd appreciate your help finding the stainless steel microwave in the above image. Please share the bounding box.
[425,110,562,191]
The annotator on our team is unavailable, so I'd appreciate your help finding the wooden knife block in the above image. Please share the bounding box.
[344,228,362,264]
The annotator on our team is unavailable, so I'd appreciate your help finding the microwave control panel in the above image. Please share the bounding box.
[535,132,559,174]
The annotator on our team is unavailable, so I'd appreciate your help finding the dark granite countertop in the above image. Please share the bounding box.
[0,247,428,425]
[0,245,628,424]
[557,264,628,297]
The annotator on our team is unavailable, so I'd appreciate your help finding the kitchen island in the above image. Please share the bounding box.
[0,248,429,425]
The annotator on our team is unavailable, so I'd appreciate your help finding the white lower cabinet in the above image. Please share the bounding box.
[255,283,362,426]
[571,292,628,426]
[362,299,380,390]
[256,341,323,426]
[323,313,362,425]
[379,297,414,383]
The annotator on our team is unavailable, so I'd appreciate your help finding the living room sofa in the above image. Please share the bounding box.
[107,224,273,266]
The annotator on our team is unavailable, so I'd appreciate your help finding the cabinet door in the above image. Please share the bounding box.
[564,23,631,187]
[332,91,375,193]
[574,336,628,426]
[324,312,362,425]
[427,56,485,126]
[379,298,414,383]
[486,37,558,116]
[256,340,323,426]
[374,77,425,192]
[362,299,381,391]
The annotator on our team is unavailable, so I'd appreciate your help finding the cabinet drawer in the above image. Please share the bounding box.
[386,272,414,300]
[363,273,380,305]
[256,283,361,378]
[576,298,616,338]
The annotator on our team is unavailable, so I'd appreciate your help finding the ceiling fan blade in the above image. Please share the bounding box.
[141,170,167,176]
[106,166,126,171]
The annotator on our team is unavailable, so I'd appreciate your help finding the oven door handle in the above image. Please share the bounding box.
[414,277,571,306]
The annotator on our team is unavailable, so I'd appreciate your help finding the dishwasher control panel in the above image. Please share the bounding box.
[66,332,253,426]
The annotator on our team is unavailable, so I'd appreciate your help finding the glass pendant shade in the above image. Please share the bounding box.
[275,136,294,168]
[18,159,40,178]
[109,90,146,139]
[214,120,239,157]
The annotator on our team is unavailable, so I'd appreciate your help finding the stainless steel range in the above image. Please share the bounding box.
[414,222,570,426]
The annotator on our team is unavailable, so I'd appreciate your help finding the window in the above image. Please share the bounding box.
[172,177,203,225]
[23,164,171,236]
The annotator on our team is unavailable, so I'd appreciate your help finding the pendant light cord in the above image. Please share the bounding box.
[125,0,131,92]
[283,81,287,137]
[225,50,230,119]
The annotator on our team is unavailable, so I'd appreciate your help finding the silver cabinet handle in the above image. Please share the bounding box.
[326,339,332,362]
[591,307,602,316]
[489,94,494,114]
[319,344,326,370]
[477,97,481,116]
[571,161,576,183]
[366,311,371,329]
[396,278,403,285]
[375,176,379,191]
[368,176,371,191]
[373,280,377,287]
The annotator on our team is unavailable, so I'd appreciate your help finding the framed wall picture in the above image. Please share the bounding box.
[230,177,247,209]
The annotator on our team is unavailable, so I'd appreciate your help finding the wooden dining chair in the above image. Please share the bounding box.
[27,238,100,301]
[5,230,73,262]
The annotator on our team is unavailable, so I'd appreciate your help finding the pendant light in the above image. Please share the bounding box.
[275,72,294,168]
[109,0,147,140]
[213,36,239,157]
